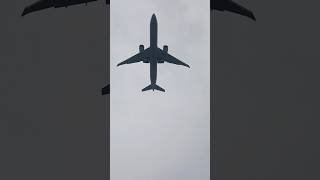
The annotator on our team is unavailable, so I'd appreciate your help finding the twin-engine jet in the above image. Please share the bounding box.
[21,0,255,94]
[117,14,190,92]
[22,0,255,21]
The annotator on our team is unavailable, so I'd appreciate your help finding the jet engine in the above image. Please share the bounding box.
[157,58,164,63]
[139,45,144,53]
[143,58,149,63]
[163,45,168,53]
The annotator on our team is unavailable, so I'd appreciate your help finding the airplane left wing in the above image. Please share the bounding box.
[22,0,110,16]
[212,0,256,21]
[159,50,190,68]
[117,48,150,66]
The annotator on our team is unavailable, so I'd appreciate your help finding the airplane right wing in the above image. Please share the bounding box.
[22,0,110,16]
[159,49,190,68]
[117,48,150,66]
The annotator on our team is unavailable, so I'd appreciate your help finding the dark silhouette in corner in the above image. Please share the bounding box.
[211,0,256,21]
[117,14,190,92]
[101,84,110,95]
[22,0,110,16]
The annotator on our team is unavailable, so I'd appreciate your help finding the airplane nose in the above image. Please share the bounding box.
[151,14,156,20]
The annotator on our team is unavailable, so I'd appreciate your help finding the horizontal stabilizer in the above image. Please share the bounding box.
[142,84,165,92]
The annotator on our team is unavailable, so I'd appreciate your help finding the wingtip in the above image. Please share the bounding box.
[249,12,256,21]
[21,6,35,17]
[21,9,28,16]
[117,62,127,66]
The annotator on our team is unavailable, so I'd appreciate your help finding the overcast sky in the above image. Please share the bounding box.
[110,0,210,179]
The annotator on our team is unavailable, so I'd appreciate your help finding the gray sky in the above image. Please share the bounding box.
[111,0,210,179]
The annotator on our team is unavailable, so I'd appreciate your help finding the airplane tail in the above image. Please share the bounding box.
[142,84,165,92]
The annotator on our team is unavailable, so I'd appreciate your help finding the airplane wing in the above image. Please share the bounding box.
[117,48,150,66]
[212,0,256,21]
[22,0,110,16]
[159,49,190,68]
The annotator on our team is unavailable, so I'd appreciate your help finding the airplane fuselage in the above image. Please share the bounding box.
[149,14,158,87]
[150,14,158,48]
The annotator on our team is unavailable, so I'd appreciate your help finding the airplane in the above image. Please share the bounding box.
[21,0,254,95]
[212,0,256,21]
[117,14,190,92]
[22,0,255,20]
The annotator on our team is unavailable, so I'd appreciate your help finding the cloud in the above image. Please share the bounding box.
[111,0,210,179]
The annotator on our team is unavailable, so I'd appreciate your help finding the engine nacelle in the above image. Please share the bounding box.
[139,45,144,53]
[143,58,149,63]
[163,45,168,53]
